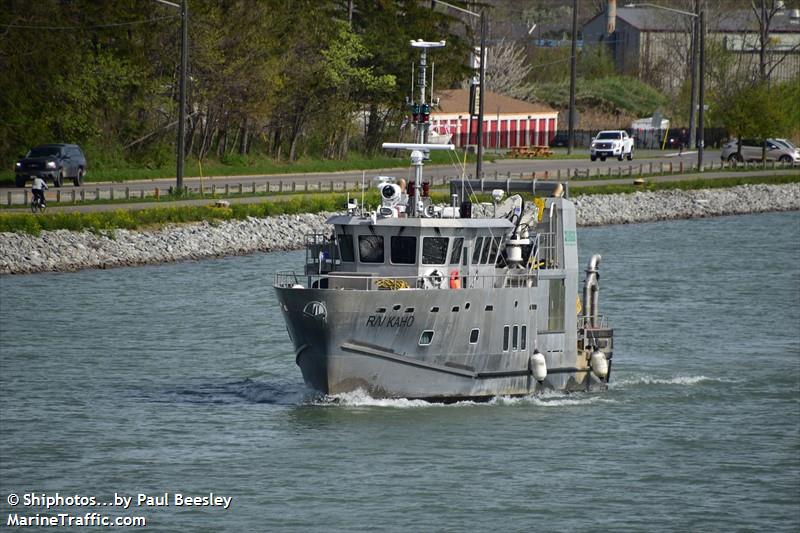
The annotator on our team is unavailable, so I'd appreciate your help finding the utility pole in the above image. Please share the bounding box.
[698,5,705,171]
[429,0,485,179]
[567,0,578,154]
[688,0,698,149]
[476,11,486,179]
[177,0,188,193]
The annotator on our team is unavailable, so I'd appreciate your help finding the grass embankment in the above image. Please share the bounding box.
[1,174,797,236]
[0,150,486,185]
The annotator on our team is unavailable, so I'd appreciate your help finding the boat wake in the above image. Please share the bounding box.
[314,388,616,408]
[612,374,740,387]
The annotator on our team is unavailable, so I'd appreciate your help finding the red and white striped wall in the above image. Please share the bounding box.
[430,113,559,148]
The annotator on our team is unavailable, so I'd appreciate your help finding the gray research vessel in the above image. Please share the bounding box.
[274,40,613,400]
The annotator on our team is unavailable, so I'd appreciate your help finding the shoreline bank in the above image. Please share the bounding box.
[1,183,798,275]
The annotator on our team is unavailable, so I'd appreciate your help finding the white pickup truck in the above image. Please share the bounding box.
[590,130,634,161]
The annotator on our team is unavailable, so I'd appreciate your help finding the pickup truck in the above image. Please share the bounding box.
[590,130,634,161]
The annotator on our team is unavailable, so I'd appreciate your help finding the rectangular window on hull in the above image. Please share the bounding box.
[470,329,480,344]
[521,325,527,350]
[422,237,449,265]
[419,330,435,346]
[391,236,417,264]
[503,325,510,351]
[337,234,354,262]
[547,278,566,331]
[512,325,519,350]
[358,235,384,263]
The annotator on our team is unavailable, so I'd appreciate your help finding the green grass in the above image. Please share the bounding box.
[0,150,491,185]
[1,174,796,235]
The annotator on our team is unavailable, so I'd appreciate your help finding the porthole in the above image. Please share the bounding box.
[393,304,401,311]
[465,302,471,310]
[419,330,435,346]
[514,300,519,308]
[431,306,439,313]
[451,306,460,312]
[469,329,480,344]
[485,305,494,311]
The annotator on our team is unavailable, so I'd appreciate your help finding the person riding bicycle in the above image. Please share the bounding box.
[31,177,47,207]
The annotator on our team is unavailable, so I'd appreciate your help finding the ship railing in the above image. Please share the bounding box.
[578,314,610,330]
[274,270,540,291]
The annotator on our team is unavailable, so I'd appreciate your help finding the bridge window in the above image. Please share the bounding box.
[390,236,416,264]
[358,235,384,263]
[450,237,463,265]
[488,237,500,264]
[422,237,449,265]
[480,237,492,264]
[472,237,484,263]
[337,234,354,262]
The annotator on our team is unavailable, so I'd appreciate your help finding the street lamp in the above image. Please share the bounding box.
[430,1,486,179]
[154,0,188,192]
[625,3,705,171]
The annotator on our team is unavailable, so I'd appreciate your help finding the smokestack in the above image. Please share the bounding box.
[606,0,617,34]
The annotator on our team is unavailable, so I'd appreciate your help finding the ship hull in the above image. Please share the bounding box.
[275,285,607,400]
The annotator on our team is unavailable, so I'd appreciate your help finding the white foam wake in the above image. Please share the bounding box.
[314,388,616,408]
[612,375,739,387]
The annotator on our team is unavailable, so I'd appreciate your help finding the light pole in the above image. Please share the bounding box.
[567,0,578,155]
[154,0,188,192]
[430,1,486,178]
[625,2,705,171]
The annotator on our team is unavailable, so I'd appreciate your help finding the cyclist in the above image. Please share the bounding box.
[31,176,47,208]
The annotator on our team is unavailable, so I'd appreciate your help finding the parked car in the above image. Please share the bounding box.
[14,143,87,188]
[720,138,799,163]
[548,132,569,147]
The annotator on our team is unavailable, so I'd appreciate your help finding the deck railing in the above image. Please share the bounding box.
[274,270,541,291]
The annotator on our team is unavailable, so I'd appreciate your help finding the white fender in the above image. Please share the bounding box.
[590,350,608,378]
[531,351,547,382]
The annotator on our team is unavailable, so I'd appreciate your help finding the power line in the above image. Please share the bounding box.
[3,15,179,31]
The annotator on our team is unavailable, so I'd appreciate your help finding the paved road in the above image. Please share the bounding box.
[4,150,723,196]
[5,167,794,215]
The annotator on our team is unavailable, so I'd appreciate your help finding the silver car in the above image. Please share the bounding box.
[721,138,800,163]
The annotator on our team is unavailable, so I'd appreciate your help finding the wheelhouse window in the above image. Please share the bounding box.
[337,234,354,262]
[480,237,492,264]
[450,237,463,265]
[488,237,500,264]
[422,237,449,265]
[472,237,484,264]
[358,235,384,263]
[391,236,417,264]
[419,330,435,346]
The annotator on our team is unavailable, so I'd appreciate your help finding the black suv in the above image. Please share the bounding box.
[15,143,87,187]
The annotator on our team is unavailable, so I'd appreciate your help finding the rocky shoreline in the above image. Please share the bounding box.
[1,183,798,275]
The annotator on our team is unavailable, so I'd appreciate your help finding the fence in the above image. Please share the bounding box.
[4,159,795,208]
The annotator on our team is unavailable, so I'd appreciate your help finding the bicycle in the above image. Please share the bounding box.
[30,193,47,214]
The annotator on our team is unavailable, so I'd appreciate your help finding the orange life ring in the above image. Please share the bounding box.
[449,270,461,289]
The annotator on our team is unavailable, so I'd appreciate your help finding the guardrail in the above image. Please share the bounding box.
[4,159,795,207]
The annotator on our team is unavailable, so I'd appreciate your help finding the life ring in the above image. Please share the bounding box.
[424,269,444,289]
[449,270,461,289]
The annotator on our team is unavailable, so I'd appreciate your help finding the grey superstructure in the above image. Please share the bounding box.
[274,40,613,400]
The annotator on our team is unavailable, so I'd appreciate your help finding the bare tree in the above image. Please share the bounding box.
[750,0,800,82]
[474,38,532,97]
